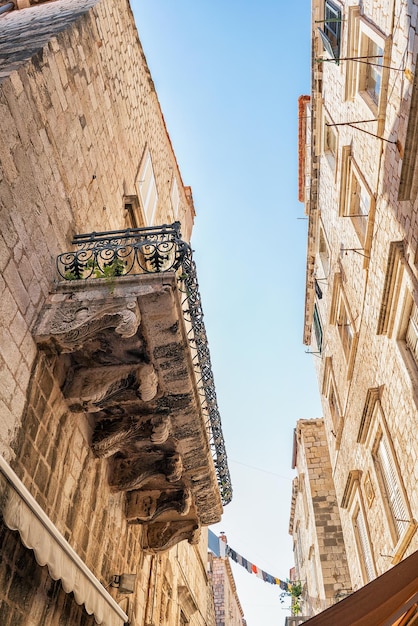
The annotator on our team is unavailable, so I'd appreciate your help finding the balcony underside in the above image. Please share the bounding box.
[34,273,223,552]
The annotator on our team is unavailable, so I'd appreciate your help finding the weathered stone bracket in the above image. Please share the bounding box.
[33,275,223,552]
[110,452,183,492]
[64,363,158,412]
[34,297,141,353]
[126,488,192,522]
[92,415,172,458]
[142,520,201,553]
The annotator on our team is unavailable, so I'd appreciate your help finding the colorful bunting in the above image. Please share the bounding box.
[208,530,291,592]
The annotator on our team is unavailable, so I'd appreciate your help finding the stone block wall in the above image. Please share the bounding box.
[208,553,245,626]
[0,0,214,623]
[304,0,418,593]
[289,419,351,616]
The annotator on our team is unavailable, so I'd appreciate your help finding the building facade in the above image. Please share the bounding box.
[0,0,232,624]
[295,0,418,620]
[289,419,351,616]
[208,552,246,626]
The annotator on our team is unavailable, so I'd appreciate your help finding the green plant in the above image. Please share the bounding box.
[94,257,126,279]
[289,581,303,616]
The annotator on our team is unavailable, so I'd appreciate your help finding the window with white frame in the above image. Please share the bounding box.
[353,502,375,583]
[136,149,158,225]
[356,20,388,114]
[318,0,342,61]
[356,388,416,564]
[359,36,383,106]
[373,431,410,542]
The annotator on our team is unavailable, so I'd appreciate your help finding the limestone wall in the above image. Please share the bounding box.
[0,0,214,623]
[305,0,418,590]
[290,419,351,616]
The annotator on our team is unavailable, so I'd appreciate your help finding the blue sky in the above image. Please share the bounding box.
[131,2,323,623]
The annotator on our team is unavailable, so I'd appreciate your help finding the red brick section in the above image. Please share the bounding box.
[298,95,310,203]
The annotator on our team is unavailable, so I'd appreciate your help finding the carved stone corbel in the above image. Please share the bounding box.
[126,488,192,523]
[64,363,158,412]
[35,299,141,353]
[110,452,183,492]
[92,415,172,458]
[142,520,201,552]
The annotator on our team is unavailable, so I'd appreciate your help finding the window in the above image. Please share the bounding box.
[322,357,344,445]
[318,226,330,277]
[318,0,342,61]
[356,20,388,115]
[330,275,358,375]
[359,36,383,106]
[373,432,409,542]
[344,6,361,100]
[170,177,180,220]
[340,148,374,249]
[356,389,417,564]
[123,194,142,228]
[336,295,353,360]
[323,118,337,169]
[341,470,376,585]
[353,503,375,583]
[377,242,418,389]
[136,149,158,225]
[405,301,418,366]
[313,304,323,354]
[377,241,405,336]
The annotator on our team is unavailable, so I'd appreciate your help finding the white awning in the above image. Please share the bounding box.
[0,455,128,626]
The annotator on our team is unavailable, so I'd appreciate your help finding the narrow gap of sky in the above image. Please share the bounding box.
[131,2,323,624]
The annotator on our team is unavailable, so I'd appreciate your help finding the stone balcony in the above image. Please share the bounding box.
[34,222,231,552]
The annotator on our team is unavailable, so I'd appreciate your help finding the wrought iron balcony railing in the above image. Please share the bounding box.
[57,222,232,506]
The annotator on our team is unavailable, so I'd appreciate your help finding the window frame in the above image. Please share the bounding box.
[357,390,417,565]
[313,303,324,354]
[136,148,159,226]
[372,428,411,545]
[355,19,389,118]
[329,275,358,377]
[339,147,375,258]
[318,0,343,62]
[377,241,418,398]
[352,500,376,584]
[170,177,180,220]
[317,224,331,278]
[322,115,338,170]
[322,357,344,447]
[341,470,377,586]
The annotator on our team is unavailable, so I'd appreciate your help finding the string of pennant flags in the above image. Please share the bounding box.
[208,530,292,592]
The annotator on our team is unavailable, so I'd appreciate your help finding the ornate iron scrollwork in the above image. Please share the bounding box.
[57,222,232,506]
